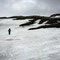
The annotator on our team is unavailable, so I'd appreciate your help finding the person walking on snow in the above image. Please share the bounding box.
[8,28,11,35]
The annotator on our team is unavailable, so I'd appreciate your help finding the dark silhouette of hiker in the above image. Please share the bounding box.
[8,28,11,35]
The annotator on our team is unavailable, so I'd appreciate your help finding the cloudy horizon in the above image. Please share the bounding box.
[0,0,60,16]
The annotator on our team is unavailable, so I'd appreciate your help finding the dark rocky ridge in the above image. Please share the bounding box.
[0,13,60,30]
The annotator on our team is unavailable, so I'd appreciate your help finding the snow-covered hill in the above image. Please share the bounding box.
[0,19,60,60]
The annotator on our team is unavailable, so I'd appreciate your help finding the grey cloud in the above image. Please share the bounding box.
[0,0,60,16]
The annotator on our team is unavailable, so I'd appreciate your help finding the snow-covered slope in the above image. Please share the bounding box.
[0,19,60,60]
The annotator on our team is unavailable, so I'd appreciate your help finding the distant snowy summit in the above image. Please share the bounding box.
[0,13,60,30]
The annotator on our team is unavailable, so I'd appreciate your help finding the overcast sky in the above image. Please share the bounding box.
[0,0,60,16]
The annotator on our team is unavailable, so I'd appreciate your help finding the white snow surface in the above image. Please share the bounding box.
[0,19,60,60]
